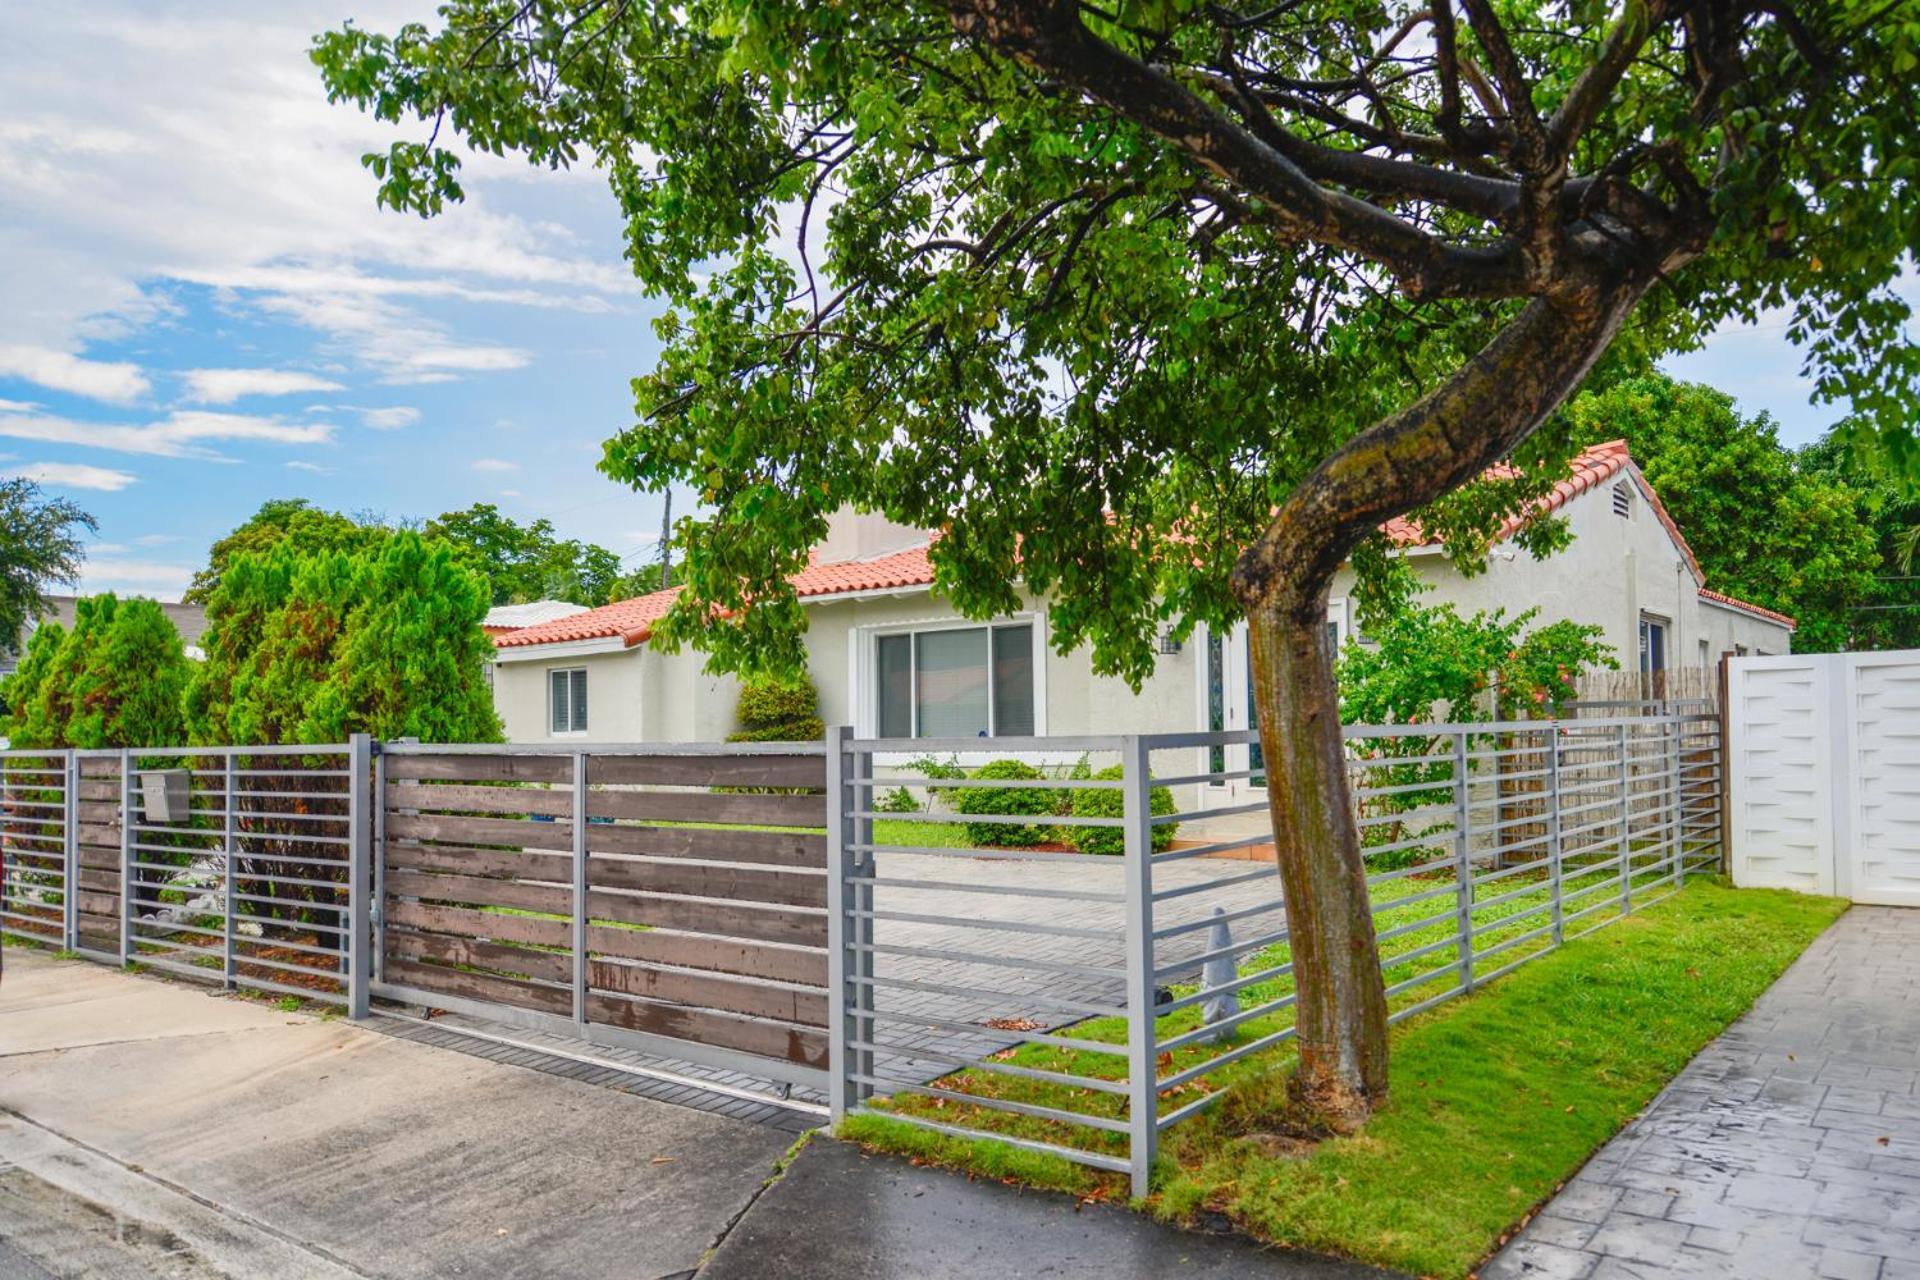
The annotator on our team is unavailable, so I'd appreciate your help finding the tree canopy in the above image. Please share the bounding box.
[426,502,625,606]
[0,596,190,750]
[316,0,1920,1125]
[1565,374,1881,652]
[0,478,95,654]
[187,531,502,746]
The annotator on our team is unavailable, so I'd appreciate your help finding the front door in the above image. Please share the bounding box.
[1201,604,1348,806]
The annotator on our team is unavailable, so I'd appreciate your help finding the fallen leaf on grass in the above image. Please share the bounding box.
[982,1016,1045,1032]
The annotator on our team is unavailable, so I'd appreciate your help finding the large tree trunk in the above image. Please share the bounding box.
[1233,287,1642,1127]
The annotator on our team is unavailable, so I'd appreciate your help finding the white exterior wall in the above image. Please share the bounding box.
[491,643,741,744]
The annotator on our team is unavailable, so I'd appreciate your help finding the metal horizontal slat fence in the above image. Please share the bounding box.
[828,709,1725,1197]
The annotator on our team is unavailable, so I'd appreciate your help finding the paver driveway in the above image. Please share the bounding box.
[1487,906,1920,1280]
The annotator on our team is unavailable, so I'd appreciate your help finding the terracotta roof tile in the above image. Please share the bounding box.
[493,587,683,648]
[1698,588,1796,628]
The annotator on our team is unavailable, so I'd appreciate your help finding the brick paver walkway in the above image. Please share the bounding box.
[1486,906,1920,1280]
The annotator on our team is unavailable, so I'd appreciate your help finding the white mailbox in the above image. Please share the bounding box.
[139,769,192,824]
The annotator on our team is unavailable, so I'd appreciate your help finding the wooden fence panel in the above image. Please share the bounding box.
[378,745,830,1074]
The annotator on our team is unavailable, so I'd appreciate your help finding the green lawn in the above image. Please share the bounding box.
[844,880,1845,1279]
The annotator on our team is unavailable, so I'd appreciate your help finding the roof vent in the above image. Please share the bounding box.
[1611,482,1632,518]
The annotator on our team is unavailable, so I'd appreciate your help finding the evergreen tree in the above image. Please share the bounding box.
[0,598,188,749]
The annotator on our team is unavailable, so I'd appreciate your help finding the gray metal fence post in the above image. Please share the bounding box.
[1616,721,1632,916]
[572,750,589,1029]
[372,747,387,985]
[118,749,133,964]
[1452,730,1474,992]
[346,734,372,1019]
[222,753,237,990]
[826,725,857,1124]
[1668,717,1684,888]
[1122,734,1158,1199]
[1547,724,1564,946]
[852,737,876,1101]
[63,750,79,951]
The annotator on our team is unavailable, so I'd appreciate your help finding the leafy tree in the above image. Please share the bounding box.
[0,621,65,743]
[187,499,387,603]
[1799,429,1920,650]
[317,0,1920,1125]
[0,598,189,749]
[1566,376,1879,652]
[1339,603,1613,870]
[426,503,625,607]
[187,532,502,745]
[0,478,94,654]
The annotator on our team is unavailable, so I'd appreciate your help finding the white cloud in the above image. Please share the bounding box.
[181,367,344,404]
[472,457,519,473]
[359,405,419,430]
[88,541,130,553]
[0,398,40,413]
[6,460,139,491]
[285,459,335,475]
[75,557,196,600]
[133,533,179,546]
[0,405,334,459]
[0,5,637,390]
[0,343,148,403]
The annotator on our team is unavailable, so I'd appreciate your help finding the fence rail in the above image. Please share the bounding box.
[2,707,1724,1184]
[828,709,1724,1196]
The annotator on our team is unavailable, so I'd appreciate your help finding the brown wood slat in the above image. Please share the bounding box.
[76,867,119,892]
[78,758,120,779]
[586,992,827,1068]
[584,823,825,869]
[385,930,572,985]
[385,870,570,914]
[586,889,824,947]
[588,754,824,789]
[588,925,827,986]
[385,755,572,784]
[77,801,120,823]
[384,900,570,948]
[385,812,573,849]
[384,957,571,1016]
[588,856,827,909]
[77,847,121,871]
[77,890,120,917]
[383,844,569,880]
[77,823,121,845]
[384,782,572,817]
[586,788,824,829]
[587,958,827,1026]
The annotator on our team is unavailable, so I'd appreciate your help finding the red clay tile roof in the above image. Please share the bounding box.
[493,587,682,648]
[498,441,1794,649]
[1698,588,1797,628]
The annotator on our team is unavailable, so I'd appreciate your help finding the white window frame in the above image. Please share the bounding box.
[548,666,589,737]
[1639,614,1670,674]
[853,612,1048,740]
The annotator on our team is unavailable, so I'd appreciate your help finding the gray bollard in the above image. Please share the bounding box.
[1199,906,1239,1045]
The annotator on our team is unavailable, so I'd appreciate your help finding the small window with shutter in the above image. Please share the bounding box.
[549,667,588,734]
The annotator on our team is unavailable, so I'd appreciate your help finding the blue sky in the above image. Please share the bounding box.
[0,3,1862,602]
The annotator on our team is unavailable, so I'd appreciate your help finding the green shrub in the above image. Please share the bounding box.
[952,758,1056,847]
[876,786,921,813]
[1069,763,1177,855]
[727,674,823,743]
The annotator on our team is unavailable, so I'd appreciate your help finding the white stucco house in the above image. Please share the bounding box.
[488,440,1794,753]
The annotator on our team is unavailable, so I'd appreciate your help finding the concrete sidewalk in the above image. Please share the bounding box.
[698,1138,1403,1280]
[0,950,795,1279]
[1487,906,1920,1279]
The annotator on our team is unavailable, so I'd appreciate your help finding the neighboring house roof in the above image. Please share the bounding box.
[484,599,592,634]
[496,441,1794,651]
[19,595,210,648]
[1698,588,1797,628]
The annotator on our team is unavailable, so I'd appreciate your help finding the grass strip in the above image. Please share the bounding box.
[845,880,1844,1278]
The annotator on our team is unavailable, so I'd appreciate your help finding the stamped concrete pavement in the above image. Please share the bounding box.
[1486,906,1920,1280]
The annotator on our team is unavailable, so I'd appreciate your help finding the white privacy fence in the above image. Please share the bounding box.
[827,709,1723,1196]
[1728,650,1920,905]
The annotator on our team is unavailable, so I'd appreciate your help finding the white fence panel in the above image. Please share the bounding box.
[1727,656,1834,896]
[1845,654,1920,906]
[1729,650,1920,904]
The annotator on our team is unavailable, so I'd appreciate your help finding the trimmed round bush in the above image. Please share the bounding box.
[952,758,1056,847]
[1069,764,1177,855]
[727,675,822,743]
